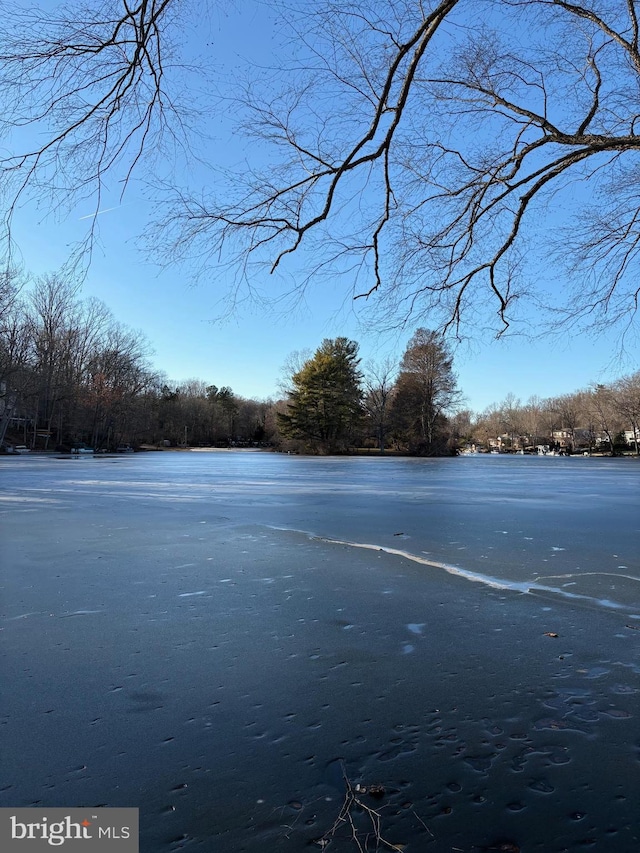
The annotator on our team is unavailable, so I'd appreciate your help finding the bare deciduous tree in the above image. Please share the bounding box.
[548,391,585,450]
[278,348,314,397]
[4,1,640,339]
[611,371,640,453]
[0,267,29,444]
[363,356,397,453]
[157,0,640,337]
[588,382,624,453]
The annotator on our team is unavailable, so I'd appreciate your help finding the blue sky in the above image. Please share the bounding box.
[9,0,639,412]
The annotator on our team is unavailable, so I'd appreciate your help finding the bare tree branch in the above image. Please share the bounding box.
[4,0,640,341]
[147,0,640,338]
[0,0,192,270]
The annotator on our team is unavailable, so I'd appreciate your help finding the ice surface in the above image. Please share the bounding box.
[2,451,639,851]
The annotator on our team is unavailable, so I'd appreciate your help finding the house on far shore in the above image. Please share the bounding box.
[551,428,593,451]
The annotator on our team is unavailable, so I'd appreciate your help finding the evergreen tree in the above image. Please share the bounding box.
[390,329,460,455]
[278,338,363,453]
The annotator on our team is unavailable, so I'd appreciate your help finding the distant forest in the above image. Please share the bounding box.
[1,272,639,455]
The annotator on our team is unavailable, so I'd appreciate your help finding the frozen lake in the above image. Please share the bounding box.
[2,451,640,851]
[5,451,639,611]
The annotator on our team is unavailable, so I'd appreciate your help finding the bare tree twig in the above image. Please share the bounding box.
[313,763,414,851]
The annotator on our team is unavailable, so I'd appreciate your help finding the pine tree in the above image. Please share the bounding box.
[278,338,363,453]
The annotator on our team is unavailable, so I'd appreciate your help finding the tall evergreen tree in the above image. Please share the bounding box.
[278,338,363,453]
[390,329,460,455]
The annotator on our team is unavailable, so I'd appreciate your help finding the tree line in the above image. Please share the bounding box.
[277,331,460,455]
[278,337,640,456]
[1,269,638,455]
[0,272,461,454]
[465,379,640,456]
[0,272,276,451]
